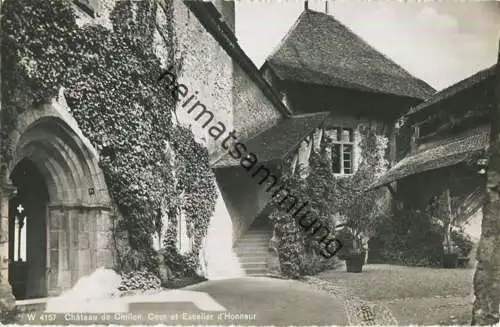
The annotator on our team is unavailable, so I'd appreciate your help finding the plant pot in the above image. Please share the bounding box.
[346,253,364,273]
[442,253,459,268]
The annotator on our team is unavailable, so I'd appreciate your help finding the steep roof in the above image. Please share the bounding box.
[212,112,329,168]
[371,125,490,189]
[406,64,496,116]
[264,9,435,100]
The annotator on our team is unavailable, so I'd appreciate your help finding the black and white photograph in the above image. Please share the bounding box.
[0,0,499,325]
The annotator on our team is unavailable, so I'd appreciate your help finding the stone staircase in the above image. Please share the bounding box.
[234,219,273,277]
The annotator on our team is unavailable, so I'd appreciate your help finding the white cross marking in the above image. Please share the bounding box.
[16,204,24,214]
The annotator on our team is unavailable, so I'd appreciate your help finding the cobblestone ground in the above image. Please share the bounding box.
[302,276,398,325]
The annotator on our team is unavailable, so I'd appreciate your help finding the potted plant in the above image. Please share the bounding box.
[431,188,463,268]
[335,223,367,273]
[442,238,460,268]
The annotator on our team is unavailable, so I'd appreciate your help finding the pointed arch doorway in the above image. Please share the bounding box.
[1,109,115,301]
[8,159,49,299]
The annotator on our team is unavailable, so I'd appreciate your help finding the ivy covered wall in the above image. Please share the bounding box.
[1,0,217,285]
[269,123,391,278]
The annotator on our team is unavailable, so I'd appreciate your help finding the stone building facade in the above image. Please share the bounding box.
[0,0,320,304]
[0,0,439,307]
[261,8,435,177]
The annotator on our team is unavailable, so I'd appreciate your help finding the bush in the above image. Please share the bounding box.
[301,249,340,275]
[371,206,476,266]
[451,229,474,257]
[0,305,19,324]
[119,269,161,292]
[372,208,444,266]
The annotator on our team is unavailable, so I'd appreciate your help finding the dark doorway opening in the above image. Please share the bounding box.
[8,158,49,300]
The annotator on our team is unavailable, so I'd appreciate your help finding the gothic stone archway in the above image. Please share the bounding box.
[0,98,115,301]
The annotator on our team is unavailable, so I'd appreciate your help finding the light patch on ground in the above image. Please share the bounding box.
[123,290,226,311]
[45,289,226,313]
[45,268,123,312]
[44,268,226,313]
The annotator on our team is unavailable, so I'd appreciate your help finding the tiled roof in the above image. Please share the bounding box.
[212,112,329,168]
[264,9,435,100]
[406,65,496,116]
[371,125,490,189]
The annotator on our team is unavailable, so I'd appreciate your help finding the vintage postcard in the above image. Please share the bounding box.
[0,0,499,325]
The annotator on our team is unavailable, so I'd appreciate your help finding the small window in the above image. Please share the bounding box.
[342,128,353,142]
[332,144,341,174]
[343,145,353,174]
[323,127,355,175]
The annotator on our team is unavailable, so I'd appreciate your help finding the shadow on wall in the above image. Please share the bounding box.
[201,183,245,280]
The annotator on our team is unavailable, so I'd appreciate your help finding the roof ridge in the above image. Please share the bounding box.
[407,64,496,116]
[417,124,490,153]
[264,10,308,66]
[309,9,433,86]
[262,8,435,99]
[290,111,330,118]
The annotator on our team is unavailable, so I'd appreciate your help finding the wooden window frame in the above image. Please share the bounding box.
[325,127,355,175]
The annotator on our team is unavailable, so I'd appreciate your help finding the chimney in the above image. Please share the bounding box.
[325,1,329,14]
[304,1,308,10]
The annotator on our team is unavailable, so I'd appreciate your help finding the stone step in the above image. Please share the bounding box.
[238,235,271,240]
[235,242,269,248]
[237,255,268,261]
[246,273,271,277]
[238,234,270,239]
[235,247,269,253]
[240,261,267,267]
[236,241,269,247]
[240,234,272,240]
[238,258,268,264]
[238,236,269,241]
[236,252,268,258]
[245,227,272,232]
[235,226,272,277]
[244,267,268,275]
[241,262,267,269]
[244,230,272,235]
[16,298,48,313]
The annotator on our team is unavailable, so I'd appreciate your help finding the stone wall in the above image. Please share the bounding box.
[171,0,234,155]
[170,0,283,160]
[0,0,17,311]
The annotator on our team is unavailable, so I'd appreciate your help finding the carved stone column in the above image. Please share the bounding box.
[0,181,16,312]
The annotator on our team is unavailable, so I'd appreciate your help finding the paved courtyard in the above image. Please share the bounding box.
[17,277,349,325]
[316,264,475,325]
[13,264,476,326]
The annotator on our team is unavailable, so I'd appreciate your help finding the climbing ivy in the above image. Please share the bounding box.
[1,0,216,279]
[270,125,389,278]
